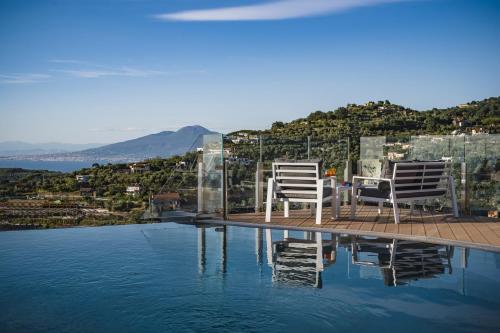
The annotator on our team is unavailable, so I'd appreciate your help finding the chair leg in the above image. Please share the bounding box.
[449,176,459,217]
[284,200,289,218]
[393,202,400,224]
[316,200,323,224]
[265,178,274,222]
[378,202,383,215]
[331,185,337,219]
[310,203,316,216]
[350,184,357,219]
[409,201,414,215]
[315,180,324,224]
[389,180,400,224]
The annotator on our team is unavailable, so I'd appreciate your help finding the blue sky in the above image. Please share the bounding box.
[0,0,499,144]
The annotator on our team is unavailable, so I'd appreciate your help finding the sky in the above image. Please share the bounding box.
[0,0,499,144]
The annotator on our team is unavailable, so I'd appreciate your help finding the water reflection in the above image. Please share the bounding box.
[350,237,454,287]
[196,224,474,290]
[197,224,228,276]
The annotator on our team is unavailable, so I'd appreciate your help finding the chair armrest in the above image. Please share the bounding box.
[321,176,337,188]
[352,176,392,182]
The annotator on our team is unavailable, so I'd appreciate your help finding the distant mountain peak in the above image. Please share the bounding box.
[23,125,217,162]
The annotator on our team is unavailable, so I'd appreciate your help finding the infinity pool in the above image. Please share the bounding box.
[1,223,499,332]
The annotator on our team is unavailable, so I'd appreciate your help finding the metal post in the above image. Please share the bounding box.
[259,135,263,163]
[223,159,228,220]
[461,162,468,215]
[197,161,204,214]
[255,161,264,213]
[307,136,311,160]
[347,137,351,161]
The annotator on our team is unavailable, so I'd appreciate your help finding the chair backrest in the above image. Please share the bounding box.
[391,161,451,199]
[272,160,321,200]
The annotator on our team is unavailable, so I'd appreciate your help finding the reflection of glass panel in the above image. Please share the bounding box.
[360,136,386,160]
[202,134,224,214]
[465,134,499,213]
[409,134,500,214]
[360,136,385,178]
[385,137,411,161]
[361,159,382,177]
[410,135,451,160]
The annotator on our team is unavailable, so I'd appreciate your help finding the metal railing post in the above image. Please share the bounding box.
[259,135,263,163]
[255,161,264,213]
[461,162,468,215]
[307,136,311,160]
[223,159,228,220]
[197,161,204,214]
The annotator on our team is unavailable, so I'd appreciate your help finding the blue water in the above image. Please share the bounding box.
[0,223,499,333]
[0,160,93,172]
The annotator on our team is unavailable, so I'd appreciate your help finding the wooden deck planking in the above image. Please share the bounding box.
[462,223,489,245]
[227,205,500,251]
[450,223,473,242]
[435,223,456,241]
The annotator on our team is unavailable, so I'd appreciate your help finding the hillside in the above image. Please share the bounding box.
[228,96,500,162]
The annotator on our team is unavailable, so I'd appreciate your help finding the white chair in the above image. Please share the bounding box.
[351,161,459,224]
[265,160,335,224]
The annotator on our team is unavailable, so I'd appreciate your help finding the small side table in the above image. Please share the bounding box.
[334,185,351,219]
[327,176,351,219]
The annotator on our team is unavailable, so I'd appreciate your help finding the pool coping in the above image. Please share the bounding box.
[198,218,500,253]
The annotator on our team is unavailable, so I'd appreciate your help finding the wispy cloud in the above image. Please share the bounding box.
[51,59,205,79]
[49,59,91,65]
[156,0,409,21]
[56,67,169,79]
[89,127,150,133]
[0,73,51,84]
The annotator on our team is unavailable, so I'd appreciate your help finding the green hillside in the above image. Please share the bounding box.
[229,96,499,162]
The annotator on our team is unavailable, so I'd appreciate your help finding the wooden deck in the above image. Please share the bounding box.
[223,205,500,252]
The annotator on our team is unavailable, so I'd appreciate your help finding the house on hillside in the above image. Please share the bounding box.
[115,168,131,174]
[388,152,405,160]
[228,157,254,166]
[80,187,95,198]
[176,161,188,169]
[152,192,181,212]
[126,185,141,196]
[129,163,150,173]
[75,175,90,183]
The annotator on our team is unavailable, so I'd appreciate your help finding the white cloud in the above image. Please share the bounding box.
[0,73,51,84]
[156,0,408,21]
[51,60,206,79]
[57,67,169,78]
[89,127,150,133]
[49,59,91,65]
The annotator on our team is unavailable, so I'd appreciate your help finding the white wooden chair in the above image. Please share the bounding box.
[265,160,335,224]
[351,161,459,224]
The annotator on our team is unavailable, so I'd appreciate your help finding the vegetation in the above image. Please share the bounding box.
[1,97,498,222]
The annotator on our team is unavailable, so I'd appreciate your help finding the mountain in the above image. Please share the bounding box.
[23,125,216,162]
[0,141,105,157]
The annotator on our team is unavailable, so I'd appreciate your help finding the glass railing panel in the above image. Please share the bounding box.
[200,134,224,215]
[464,134,499,215]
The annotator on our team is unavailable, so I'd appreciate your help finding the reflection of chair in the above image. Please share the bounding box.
[351,161,459,224]
[266,160,334,224]
[265,230,336,288]
[351,236,453,286]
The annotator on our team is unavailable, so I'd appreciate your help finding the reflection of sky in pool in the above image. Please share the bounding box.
[1,223,499,333]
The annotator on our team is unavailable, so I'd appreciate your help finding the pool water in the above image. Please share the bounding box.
[0,222,499,333]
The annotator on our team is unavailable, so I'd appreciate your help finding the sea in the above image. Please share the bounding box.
[0,159,93,172]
